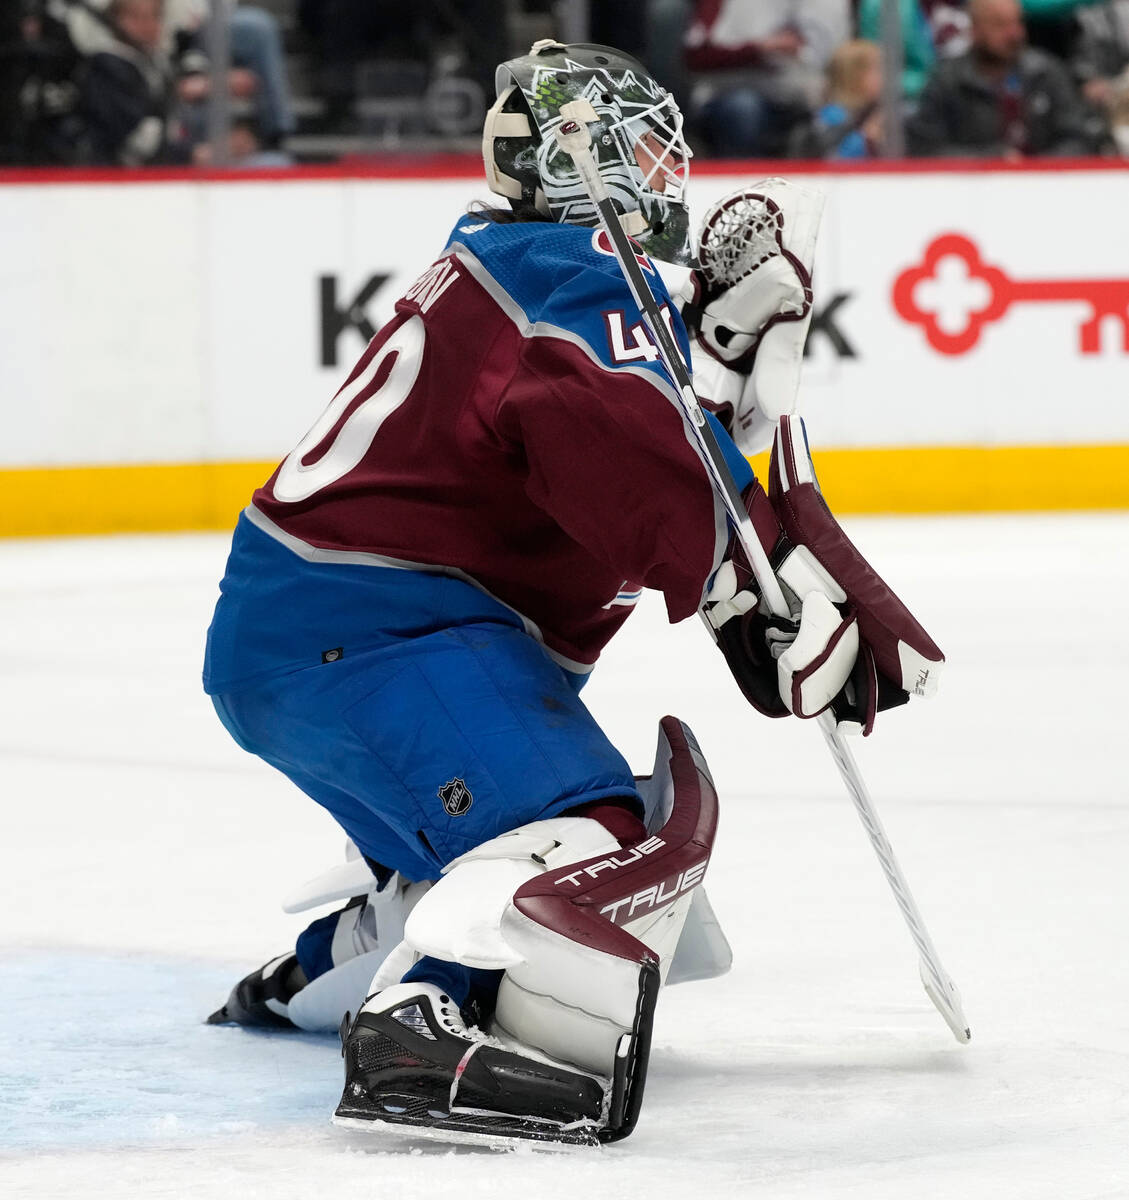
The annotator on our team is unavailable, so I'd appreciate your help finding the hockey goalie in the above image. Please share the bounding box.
[203,40,944,1146]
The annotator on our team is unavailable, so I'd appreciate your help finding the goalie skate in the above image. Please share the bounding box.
[333,982,609,1148]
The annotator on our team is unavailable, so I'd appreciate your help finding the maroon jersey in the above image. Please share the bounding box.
[250,215,728,673]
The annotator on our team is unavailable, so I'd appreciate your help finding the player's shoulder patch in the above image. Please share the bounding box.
[444,212,685,378]
[446,216,648,315]
[588,227,657,276]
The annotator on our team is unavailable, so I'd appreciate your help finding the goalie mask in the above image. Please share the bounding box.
[483,40,695,266]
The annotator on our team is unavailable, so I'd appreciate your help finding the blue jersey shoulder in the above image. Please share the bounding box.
[444,214,690,380]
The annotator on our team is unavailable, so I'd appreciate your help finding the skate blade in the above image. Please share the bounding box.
[332,1108,601,1151]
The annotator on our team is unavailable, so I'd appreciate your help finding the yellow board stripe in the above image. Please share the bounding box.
[0,462,272,539]
[2,444,1129,538]
[749,443,1129,514]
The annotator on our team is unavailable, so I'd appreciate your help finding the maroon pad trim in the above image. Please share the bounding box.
[566,800,648,848]
[860,645,879,736]
[781,417,804,493]
[769,419,944,688]
[512,716,719,968]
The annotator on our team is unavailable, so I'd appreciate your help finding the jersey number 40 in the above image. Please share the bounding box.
[272,316,425,503]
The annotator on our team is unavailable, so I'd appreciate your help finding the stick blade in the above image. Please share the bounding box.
[920,959,971,1044]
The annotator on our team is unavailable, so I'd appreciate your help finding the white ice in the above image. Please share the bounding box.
[2,514,1127,1199]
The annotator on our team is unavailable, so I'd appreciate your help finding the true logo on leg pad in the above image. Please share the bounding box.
[438,778,473,817]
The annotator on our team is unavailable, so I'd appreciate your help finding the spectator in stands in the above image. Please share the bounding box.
[58,0,292,163]
[168,1,295,149]
[854,2,978,99]
[0,1,85,164]
[0,4,34,162]
[192,115,293,166]
[1070,1,1129,113]
[857,0,936,100]
[71,0,189,165]
[1110,77,1129,149]
[791,38,885,157]
[1018,0,1094,66]
[928,2,974,57]
[684,0,851,156]
[907,0,1096,155]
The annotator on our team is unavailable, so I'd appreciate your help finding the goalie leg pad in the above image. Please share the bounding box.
[286,860,430,1032]
[398,817,623,970]
[355,718,720,1144]
[207,843,432,1033]
[491,716,720,1141]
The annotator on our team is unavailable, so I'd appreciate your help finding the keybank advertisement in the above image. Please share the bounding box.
[1,168,1128,469]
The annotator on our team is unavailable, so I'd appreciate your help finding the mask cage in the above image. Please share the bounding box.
[605,94,692,206]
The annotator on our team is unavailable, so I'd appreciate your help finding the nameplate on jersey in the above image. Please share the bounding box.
[403,258,461,314]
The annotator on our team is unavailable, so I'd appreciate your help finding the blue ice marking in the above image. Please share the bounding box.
[0,950,341,1152]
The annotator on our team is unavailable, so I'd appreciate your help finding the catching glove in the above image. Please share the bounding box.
[679,178,824,454]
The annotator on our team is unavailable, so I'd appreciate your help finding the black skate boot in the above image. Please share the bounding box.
[206,953,307,1029]
[333,982,607,1147]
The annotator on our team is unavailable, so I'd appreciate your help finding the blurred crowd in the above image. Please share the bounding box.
[0,0,296,166]
[2,0,1128,167]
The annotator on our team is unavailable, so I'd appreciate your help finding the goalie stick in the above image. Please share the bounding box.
[553,107,971,1045]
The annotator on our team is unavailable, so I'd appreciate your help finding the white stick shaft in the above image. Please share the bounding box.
[817,711,970,1042]
[554,116,969,1043]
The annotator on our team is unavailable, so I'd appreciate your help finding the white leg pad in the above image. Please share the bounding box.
[400,818,621,969]
[285,873,430,1032]
[666,887,733,985]
[361,719,725,1094]
[491,718,721,1077]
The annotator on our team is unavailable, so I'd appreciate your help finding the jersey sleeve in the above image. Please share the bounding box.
[491,265,730,623]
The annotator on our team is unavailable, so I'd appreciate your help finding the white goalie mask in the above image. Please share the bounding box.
[483,40,695,266]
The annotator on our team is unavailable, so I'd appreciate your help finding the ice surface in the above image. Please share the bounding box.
[2,515,1128,1199]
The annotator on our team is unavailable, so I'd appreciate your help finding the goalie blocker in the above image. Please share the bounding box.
[705,415,945,734]
[334,716,724,1147]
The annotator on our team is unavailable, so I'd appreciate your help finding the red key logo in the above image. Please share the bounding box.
[893,233,1129,356]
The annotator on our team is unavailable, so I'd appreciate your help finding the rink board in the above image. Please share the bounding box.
[2,443,1127,538]
[1,160,1128,534]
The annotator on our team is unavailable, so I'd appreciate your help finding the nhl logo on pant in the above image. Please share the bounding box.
[438,777,473,817]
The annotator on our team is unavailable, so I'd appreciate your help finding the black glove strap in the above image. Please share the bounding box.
[829,646,910,736]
